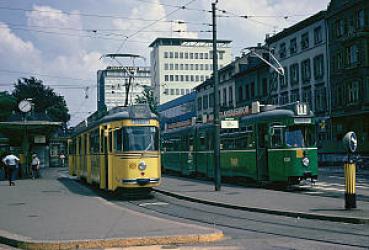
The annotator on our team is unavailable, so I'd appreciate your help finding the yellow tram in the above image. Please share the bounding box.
[68,105,161,192]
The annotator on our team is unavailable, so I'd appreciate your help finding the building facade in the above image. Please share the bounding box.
[326,0,369,155]
[266,11,329,138]
[97,66,151,111]
[149,37,232,105]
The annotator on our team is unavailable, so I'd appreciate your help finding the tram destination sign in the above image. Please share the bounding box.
[221,119,239,129]
[294,118,311,124]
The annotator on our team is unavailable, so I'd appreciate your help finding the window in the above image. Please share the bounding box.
[164,52,168,58]
[358,10,365,29]
[175,75,179,81]
[219,51,224,60]
[164,63,168,70]
[315,86,327,112]
[180,75,184,81]
[190,53,194,59]
[170,75,174,81]
[203,95,209,109]
[229,86,233,106]
[290,63,299,85]
[195,75,199,82]
[336,19,345,37]
[279,43,286,58]
[313,55,324,80]
[170,64,174,70]
[180,52,183,59]
[270,72,278,91]
[280,92,289,105]
[185,64,189,70]
[169,52,173,58]
[336,52,343,70]
[175,52,178,58]
[205,64,209,70]
[209,93,214,107]
[180,64,184,70]
[245,84,250,100]
[262,78,268,97]
[290,38,297,54]
[301,59,311,83]
[238,86,243,101]
[301,32,309,49]
[164,75,169,81]
[190,64,194,70]
[190,75,194,82]
[223,88,227,106]
[250,82,255,98]
[199,53,203,59]
[204,53,208,59]
[170,89,175,95]
[185,52,188,59]
[175,64,179,70]
[197,97,202,111]
[290,89,300,103]
[176,89,180,95]
[314,26,322,44]
[348,81,359,104]
[347,44,358,65]
[334,85,343,106]
[302,87,312,108]
[279,71,286,88]
[195,64,199,70]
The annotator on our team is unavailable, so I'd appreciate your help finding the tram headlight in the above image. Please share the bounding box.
[138,161,147,171]
[302,157,310,167]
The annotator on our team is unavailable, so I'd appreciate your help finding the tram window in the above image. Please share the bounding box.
[271,128,284,148]
[122,126,159,151]
[114,129,123,151]
[284,125,316,148]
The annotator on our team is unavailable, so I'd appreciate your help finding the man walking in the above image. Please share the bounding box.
[2,152,20,186]
[31,153,40,179]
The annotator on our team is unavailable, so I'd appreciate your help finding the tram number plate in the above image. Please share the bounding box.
[294,118,311,124]
[131,119,150,125]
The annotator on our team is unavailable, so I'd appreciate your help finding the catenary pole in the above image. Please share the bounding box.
[212,1,221,191]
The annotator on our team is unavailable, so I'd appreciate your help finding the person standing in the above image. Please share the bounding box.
[2,152,20,186]
[31,153,40,179]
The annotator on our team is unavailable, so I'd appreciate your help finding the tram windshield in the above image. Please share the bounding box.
[284,125,315,148]
[116,126,159,152]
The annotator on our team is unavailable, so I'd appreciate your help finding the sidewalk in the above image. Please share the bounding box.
[0,169,223,250]
[155,175,369,224]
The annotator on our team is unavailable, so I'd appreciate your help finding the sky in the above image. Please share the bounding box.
[0,0,330,126]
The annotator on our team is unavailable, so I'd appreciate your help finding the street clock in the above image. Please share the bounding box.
[343,131,358,153]
[18,100,32,113]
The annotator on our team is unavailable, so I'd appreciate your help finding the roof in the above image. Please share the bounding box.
[266,11,326,44]
[157,92,196,112]
[240,109,313,124]
[149,37,232,47]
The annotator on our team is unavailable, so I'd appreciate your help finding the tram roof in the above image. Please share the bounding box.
[240,109,313,123]
[73,105,158,135]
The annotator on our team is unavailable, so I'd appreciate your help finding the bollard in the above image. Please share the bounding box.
[344,160,356,209]
[342,131,358,210]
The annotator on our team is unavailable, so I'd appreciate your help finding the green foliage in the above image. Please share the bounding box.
[0,92,16,121]
[135,86,158,114]
[12,77,70,123]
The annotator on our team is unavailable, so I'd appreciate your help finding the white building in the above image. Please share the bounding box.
[266,11,328,119]
[97,66,151,111]
[149,37,232,104]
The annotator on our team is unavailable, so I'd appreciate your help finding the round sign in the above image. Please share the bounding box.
[18,100,32,113]
[343,131,358,153]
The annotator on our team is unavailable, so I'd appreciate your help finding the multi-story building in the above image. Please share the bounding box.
[266,11,329,138]
[97,66,151,111]
[149,37,232,105]
[326,0,369,154]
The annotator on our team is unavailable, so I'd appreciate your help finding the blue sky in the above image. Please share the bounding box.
[0,0,330,126]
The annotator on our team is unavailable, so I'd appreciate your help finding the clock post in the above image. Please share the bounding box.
[18,99,33,177]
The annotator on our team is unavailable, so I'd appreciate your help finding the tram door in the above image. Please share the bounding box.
[256,124,269,181]
[101,127,109,190]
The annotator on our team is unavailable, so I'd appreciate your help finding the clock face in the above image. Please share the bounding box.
[18,100,32,113]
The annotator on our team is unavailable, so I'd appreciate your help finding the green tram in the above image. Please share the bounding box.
[161,102,318,185]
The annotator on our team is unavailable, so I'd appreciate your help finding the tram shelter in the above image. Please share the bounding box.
[0,113,62,176]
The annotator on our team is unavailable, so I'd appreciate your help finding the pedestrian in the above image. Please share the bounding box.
[59,152,65,167]
[2,152,20,186]
[31,153,40,179]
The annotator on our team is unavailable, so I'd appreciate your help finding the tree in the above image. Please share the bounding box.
[135,86,158,114]
[12,77,70,123]
[0,91,17,121]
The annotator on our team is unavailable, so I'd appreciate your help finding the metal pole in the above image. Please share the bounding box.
[212,1,221,191]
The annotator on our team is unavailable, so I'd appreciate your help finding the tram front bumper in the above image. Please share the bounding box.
[121,178,161,186]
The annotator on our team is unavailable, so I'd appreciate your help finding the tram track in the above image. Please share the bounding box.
[118,193,369,249]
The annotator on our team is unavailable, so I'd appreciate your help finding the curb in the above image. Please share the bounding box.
[154,189,369,225]
[0,230,224,250]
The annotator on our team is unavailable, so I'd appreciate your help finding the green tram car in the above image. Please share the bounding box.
[161,102,318,185]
